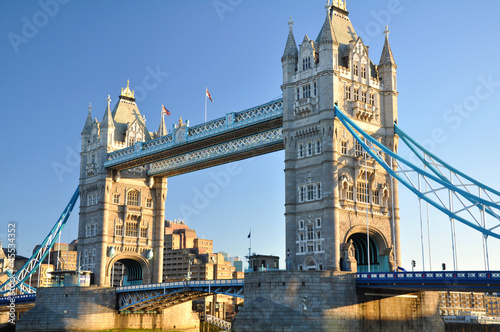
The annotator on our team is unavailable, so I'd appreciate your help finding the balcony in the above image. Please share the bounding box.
[349,100,378,122]
[294,97,317,117]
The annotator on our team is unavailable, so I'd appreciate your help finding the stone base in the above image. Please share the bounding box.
[234,271,444,332]
[16,286,199,331]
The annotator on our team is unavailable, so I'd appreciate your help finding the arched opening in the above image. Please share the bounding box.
[306,258,317,271]
[347,233,380,273]
[110,258,144,286]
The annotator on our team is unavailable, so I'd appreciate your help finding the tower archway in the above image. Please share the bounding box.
[106,253,150,287]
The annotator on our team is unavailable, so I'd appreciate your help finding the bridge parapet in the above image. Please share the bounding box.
[105,99,283,168]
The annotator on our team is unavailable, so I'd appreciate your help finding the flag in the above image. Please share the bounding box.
[162,104,171,116]
[247,230,251,238]
[206,87,213,102]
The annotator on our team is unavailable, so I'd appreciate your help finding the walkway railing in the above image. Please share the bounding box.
[206,314,231,331]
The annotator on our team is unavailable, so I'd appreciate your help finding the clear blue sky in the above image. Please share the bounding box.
[1,0,500,271]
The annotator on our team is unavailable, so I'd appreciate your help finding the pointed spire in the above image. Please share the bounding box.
[379,25,396,66]
[318,10,338,45]
[157,110,167,137]
[282,16,298,61]
[101,95,115,128]
[82,103,93,134]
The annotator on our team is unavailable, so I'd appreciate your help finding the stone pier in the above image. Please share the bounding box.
[16,286,200,331]
[234,271,444,331]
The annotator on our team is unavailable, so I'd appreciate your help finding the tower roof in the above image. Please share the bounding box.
[316,1,357,57]
[379,26,396,66]
[101,95,115,129]
[318,11,338,45]
[111,80,151,141]
[282,17,298,60]
[82,103,93,135]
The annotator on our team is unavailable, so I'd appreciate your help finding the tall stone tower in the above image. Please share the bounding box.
[79,81,168,286]
[282,1,400,272]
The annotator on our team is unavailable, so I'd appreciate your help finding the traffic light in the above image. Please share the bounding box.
[442,263,446,271]
[411,260,416,267]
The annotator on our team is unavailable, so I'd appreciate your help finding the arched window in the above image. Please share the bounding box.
[127,190,140,206]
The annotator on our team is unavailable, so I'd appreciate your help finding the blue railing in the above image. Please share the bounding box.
[116,278,244,293]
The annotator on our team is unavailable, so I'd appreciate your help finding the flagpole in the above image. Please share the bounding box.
[205,87,207,123]
[248,229,251,271]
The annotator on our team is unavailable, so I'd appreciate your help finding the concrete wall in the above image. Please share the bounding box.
[234,271,445,332]
[16,286,199,331]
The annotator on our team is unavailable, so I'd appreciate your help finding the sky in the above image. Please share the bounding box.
[1,0,500,272]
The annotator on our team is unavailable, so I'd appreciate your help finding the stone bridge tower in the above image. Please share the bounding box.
[79,82,167,286]
[282,1,400,272]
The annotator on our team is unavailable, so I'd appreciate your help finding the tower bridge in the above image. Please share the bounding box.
[5,1,500,331]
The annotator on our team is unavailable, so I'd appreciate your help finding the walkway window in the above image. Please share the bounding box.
[357,182,369,203]
[125,222,138,237]
[127,190,140,206]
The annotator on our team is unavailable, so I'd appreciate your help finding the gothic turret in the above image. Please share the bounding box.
[282,17,298,85]
[157,113,167,138]
[318,10,339,72]
[100,95,115,147]
[379,26,397,67]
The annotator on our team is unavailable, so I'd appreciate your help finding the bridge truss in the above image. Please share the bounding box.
[116,279,244,312]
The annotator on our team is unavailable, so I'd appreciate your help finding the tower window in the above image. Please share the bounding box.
[125,222,138,237]
[299,220,304,229]
[357,182,369,203]
[127,190,140,206]
[316,183,322,199]
[307,225,314,240]
[370,93,375,106]
[347,185,354,201]
[355,140,363,157]
[353,62,359,76]
[345,85,351,100]
[298,143,304,158]
[341,141,348,155]
[354,88,359,101]
[316,218,321,228]
[307,142,313,156]
[113,193,120,204]
[146,197,153,208]
[361,91,367,103]
[296,87,300,100]
[307,185,314,201]
[299,186,305,202]
[373,190,380,205]
[303,85,311,98]
[115,224,123,236]
[140,227,148,238]
[361,65,366,79]
[313,82,317,96]
[300,233,304,241]
[316,139,321,154]
[303,57,311,70]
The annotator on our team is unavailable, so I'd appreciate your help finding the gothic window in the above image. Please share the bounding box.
[315,139,321,154]
[341,141,348,155]
[307,142,313,156]
[353,62,359,76]
[299,186,305,202]
[307,185,314,201]
[361,65,366,79]
[125,222,138,237]
[307,244,314,252]
[85,225,90,237]
[87,193,98,206]
[345,85,351,100]
[355,140,363,157]
[299,220,304,229]
[357,182,369,203]
[302,57,311,70]
[354,88,359,101]
[370,93,375,106]
[300,233,304,241]
[296,87,300,100]
[316,183,322,199]
[146,197,153,209]
[361,91,367,103]
[113,193,120,204]
[347,185,354,201]
[373,190,380,205]
[313,81,317,96]
[91,224,97,236]
[140,227,148,238]
[300,246,304,253]
[115,224,123,236]
[307,226,314,240]
[298,144,304,158]
[127,190,140,206]
[128,136,135,147]
[303,85,311,98]
[316,218,321,228]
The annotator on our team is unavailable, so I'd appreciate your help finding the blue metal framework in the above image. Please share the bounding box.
[116,279,244,312]
[0,188,79,294]
[334,106,500,270]
[356,271,500,292]
[104,98,283,173]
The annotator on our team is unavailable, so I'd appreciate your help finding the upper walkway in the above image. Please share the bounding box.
[104,99,283,177]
